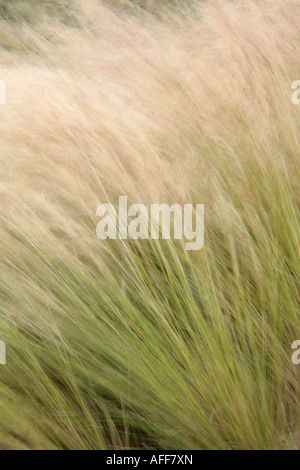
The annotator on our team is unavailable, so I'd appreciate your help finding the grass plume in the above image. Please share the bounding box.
[0,0,299,449]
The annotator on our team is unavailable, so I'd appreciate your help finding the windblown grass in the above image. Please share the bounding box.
[0,0,299,449]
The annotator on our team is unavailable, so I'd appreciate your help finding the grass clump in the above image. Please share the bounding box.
[0,0,299,450]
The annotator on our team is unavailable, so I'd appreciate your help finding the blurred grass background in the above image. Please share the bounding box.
[0,0,299,450]
[0,0,76,24]
[0,0,186,51]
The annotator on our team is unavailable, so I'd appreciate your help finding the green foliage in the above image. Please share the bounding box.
[0,0,77,25]
[0,0,299,451]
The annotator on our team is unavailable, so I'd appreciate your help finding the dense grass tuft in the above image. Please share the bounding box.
[0,0,299,449]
